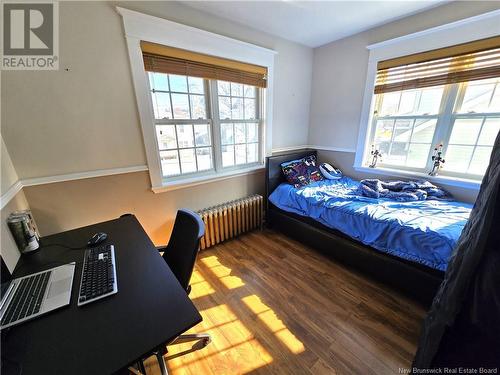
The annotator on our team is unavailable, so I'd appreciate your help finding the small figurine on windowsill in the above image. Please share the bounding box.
[369,145,382,168]
[429,143,445,176]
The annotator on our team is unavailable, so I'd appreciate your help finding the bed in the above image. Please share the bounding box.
[265,150,472,305]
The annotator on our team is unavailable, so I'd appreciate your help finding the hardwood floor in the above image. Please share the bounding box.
[143,229,426,375]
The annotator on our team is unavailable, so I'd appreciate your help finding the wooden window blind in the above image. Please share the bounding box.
[375,36,500,94]
[141,41,268,88]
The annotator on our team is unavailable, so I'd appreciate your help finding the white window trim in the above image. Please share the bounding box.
[152,165,265,193]
[116,7,276,191]
[354,9,500,190]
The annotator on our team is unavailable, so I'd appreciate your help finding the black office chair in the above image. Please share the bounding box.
[159,209,206,295]
[133,209,211,375]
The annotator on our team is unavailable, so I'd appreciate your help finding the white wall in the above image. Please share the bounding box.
[118,1,313,152]
[3,0,493,249]
[309,1,499,150]
[308,1,499,202]
[1,1,313,244]
[1,1,313,180]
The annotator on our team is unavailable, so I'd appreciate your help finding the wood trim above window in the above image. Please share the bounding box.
[375,64,500,94]
[141,41,268,88]
[374,37,500,94]
[377,36,500,70]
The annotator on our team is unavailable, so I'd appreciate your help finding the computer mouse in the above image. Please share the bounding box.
[87,232,108,246]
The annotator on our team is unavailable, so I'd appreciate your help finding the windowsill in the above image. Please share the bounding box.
[353,165,481,190]
[152,164,265,193]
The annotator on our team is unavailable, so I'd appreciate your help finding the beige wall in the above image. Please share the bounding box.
[23,170,264,245]
[1,1,313,245]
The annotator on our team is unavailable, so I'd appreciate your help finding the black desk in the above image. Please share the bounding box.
[1,215,202,374]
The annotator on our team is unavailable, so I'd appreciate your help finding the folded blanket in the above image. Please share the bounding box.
[358,179,450,201]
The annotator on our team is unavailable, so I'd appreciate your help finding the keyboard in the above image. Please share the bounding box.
[1,270,51,327]
[78,244,117,306]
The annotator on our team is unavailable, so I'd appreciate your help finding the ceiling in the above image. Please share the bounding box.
[181,1,447,48]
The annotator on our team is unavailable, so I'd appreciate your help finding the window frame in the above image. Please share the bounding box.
[367,85,446,173]
[444,80,500,177]
[212,80,262,170]
[148,75,264,182]
[367,76,499,182]
[150,75,214,178]
[354,11,500,190]
[118,7,276,192]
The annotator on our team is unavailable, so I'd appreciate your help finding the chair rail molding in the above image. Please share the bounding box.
[0,165,148,209]
[0,181,23,210]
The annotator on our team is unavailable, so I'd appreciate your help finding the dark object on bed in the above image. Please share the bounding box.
[281,154,324,187]
[413,132,500,369]
[265,149,444,305]
[358,179,450,201]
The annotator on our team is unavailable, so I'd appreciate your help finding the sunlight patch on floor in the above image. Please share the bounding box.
[166,303,273,374]
[189,270,216,299]
[201,255,245,289]
[242,295,305,354]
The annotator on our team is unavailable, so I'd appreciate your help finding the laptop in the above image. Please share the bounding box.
[0,256,75,330]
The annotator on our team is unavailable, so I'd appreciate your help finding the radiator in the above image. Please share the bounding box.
[197,194,263,250]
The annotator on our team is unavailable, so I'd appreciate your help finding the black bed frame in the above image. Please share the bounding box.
[265,149,444,305]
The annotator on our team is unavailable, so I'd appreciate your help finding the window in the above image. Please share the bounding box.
[373,86,443,169]
[119,9,275,190]
[148,73,262,178]
[366,38,500,181]
[446,78,500,176]
[139,39,269,187]
[218,81,260,167]
[149,73,211,177]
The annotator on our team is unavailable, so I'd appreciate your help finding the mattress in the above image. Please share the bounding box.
[268,177,472,271]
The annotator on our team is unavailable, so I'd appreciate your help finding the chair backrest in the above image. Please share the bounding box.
[163,209,205,292]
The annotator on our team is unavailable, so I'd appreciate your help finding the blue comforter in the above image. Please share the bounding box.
[269,177,472,271]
